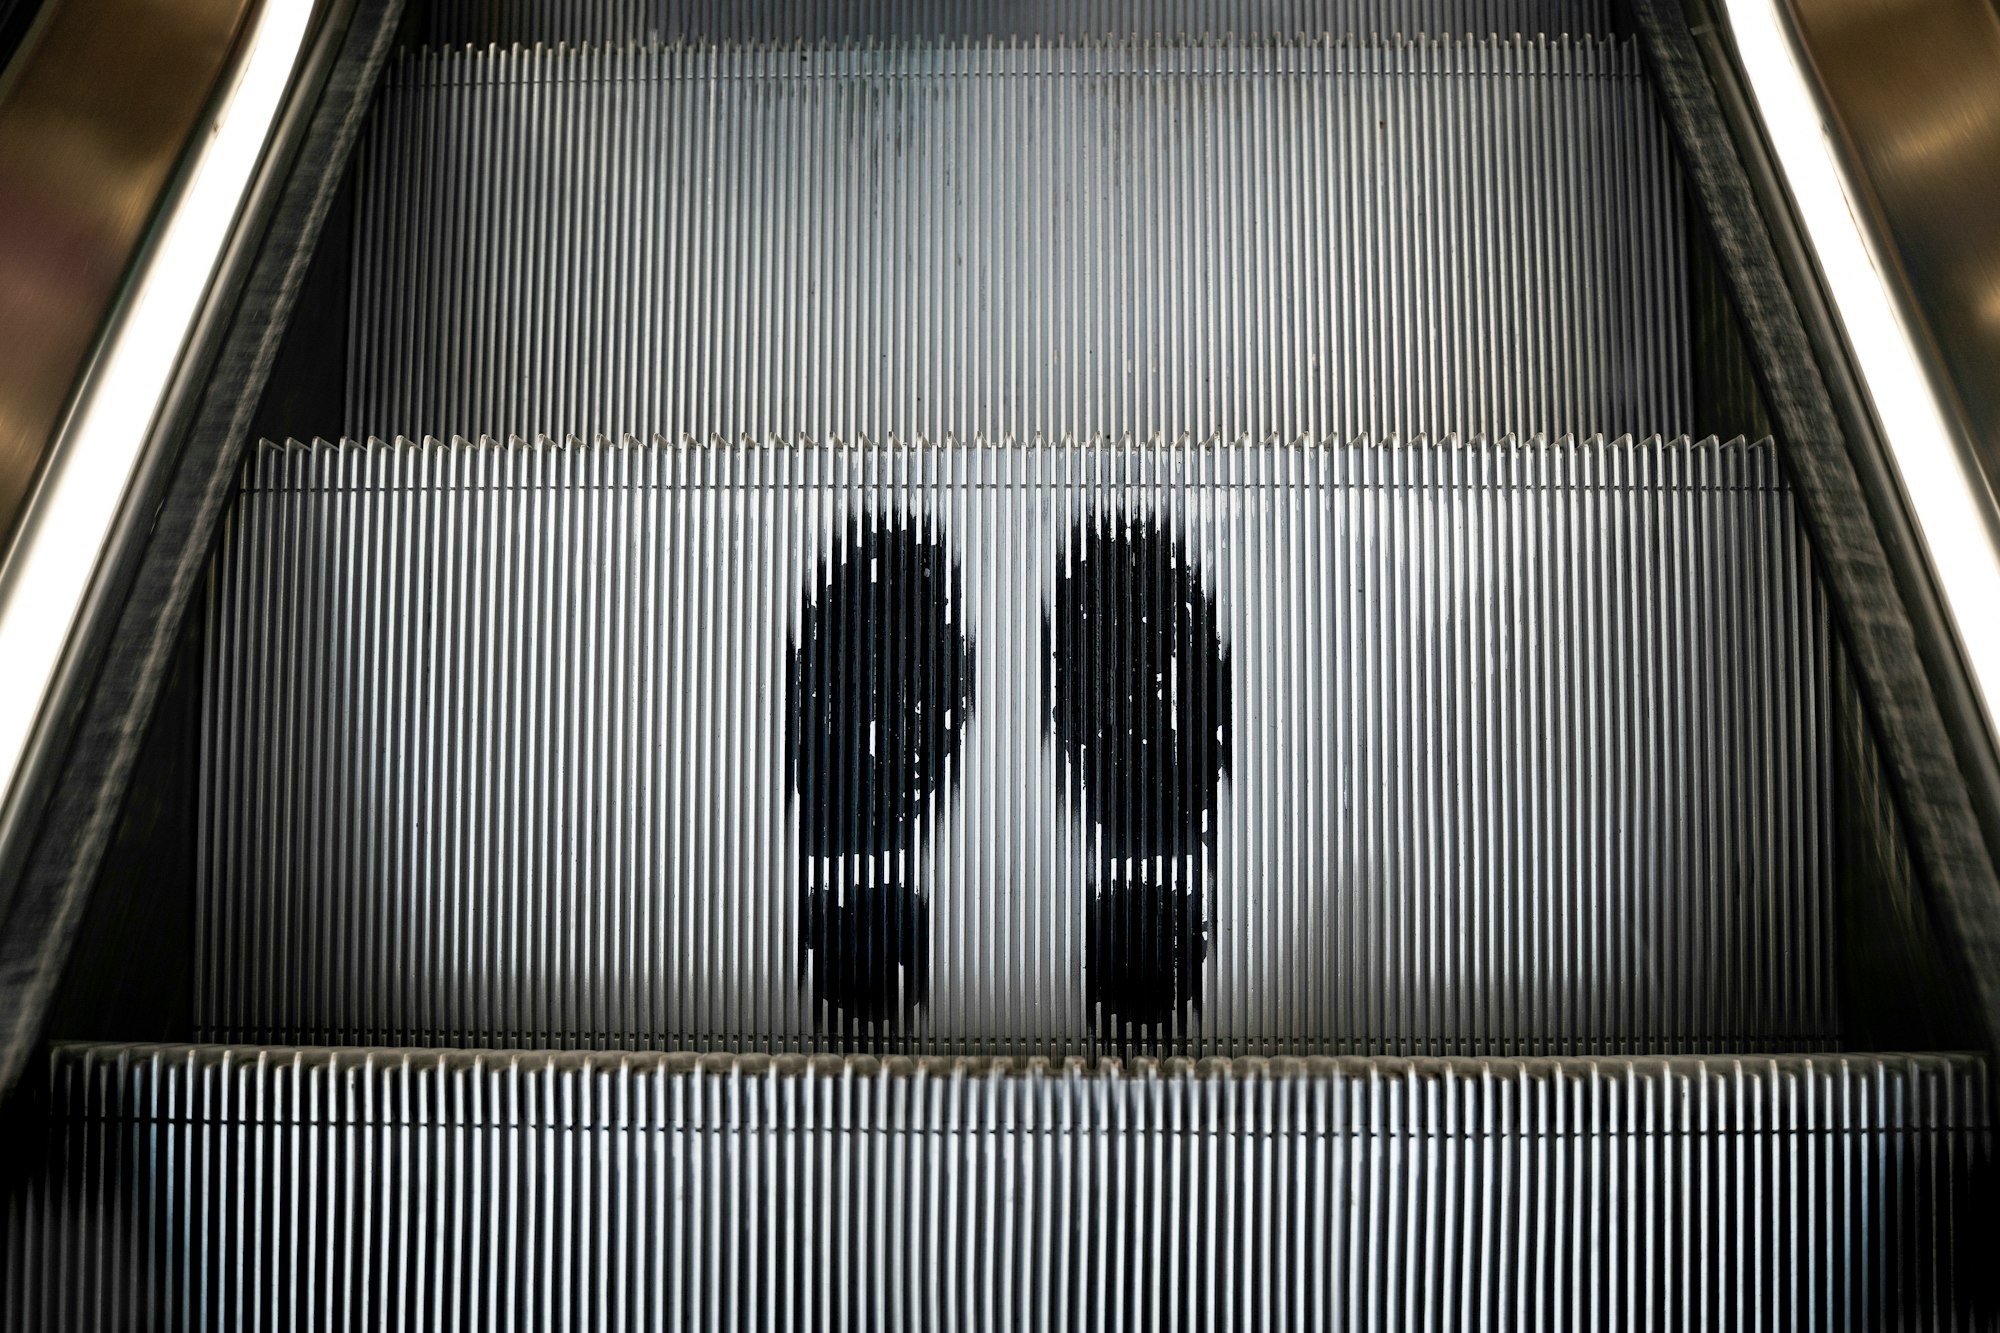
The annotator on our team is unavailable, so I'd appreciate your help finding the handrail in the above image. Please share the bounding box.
[1716,0,2000,756]
[0,0,254,547]
[1785,0,2000,510]
[0,0,321,900]
[1670,0,2000,1050]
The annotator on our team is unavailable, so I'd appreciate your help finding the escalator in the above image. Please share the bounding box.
[1,0,1995,1326]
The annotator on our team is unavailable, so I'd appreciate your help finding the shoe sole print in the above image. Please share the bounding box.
[1050,514,1231,1042]
[788,514,972,1036]
[790,505,1229,1046]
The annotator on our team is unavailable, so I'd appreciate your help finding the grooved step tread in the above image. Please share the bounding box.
[201,433,1835,1057]
[6,1043,1990,1330]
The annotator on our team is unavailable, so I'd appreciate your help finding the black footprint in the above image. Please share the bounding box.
[1050,514,1231,1038]
[799,882,930,1022]
[1085,876,1208,1029]
[789,515,972,1027]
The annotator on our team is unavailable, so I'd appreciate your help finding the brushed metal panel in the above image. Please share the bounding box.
[0,0,253,546]
[1788,0,2000,510]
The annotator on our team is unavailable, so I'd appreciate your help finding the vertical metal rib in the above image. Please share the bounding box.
[345,34,1689,447]
[419,2,1619,47]
[201,433,1831,1056]
[5,1045,1990,1331]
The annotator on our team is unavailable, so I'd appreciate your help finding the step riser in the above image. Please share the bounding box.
[6,1047,1987,1331]
[201,435,1834,1054]
[420,2,1619,47]
[348,37,1687,445]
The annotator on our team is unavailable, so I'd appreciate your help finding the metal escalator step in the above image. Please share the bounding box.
[348,35,1689,446]
[4,1044,1988,1329]
[418,1,1619,47]
[200,433,1832,1055]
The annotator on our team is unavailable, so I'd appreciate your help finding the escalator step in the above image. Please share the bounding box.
[199,433,1833,1056]
[347,34,1689,446]
[5,1043,1987,1329]
[419,1,1619,48]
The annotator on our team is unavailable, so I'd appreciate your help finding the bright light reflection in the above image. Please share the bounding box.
[0,1,314,829]
[1722,0,2000,744]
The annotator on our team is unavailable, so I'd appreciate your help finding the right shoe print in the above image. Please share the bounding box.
[1049,512,1231,1046]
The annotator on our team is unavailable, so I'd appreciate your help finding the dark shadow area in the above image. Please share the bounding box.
[41,597,203,1047]
[0,0,49,75]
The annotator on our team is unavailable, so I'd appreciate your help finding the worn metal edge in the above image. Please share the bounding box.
[1631,0,2000,1060]
[0,0,407,1100]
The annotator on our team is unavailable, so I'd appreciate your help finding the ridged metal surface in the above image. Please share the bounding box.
[199,433,1832,1055]
[420,1,1617,47]
[5,1044,1989,1331]
[347,35,1689,446]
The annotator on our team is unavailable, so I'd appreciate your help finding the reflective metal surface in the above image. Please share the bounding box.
[200,433,1835,1056]
[1685,0,2000,1055]
[1788,0,2000,502]
[0,0,327,941]
[5,1043,1989,1329]
[0,0,252,548]
[0,0,368,1111]
[420,0,1617,45]
[348,35,1690,446]
[1713,0,2000,748]
[2,0,1994,1323]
